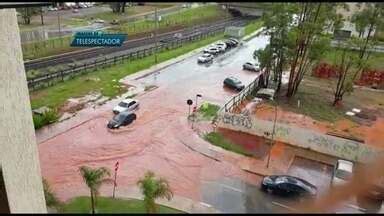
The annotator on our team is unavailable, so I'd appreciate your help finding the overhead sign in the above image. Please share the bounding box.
[70,31,127,47]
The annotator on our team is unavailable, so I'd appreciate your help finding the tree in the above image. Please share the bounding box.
[258,3,295,92]
[137,171,173,213]
[286,3,341,97]
[16,7,40,25]
[43,178,60,208]
[333,3,384,106]
[79,166,111,214]
[109,2,127,13]
[40,7,44,25]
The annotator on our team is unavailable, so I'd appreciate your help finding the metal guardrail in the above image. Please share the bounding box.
[27,28,225,90]
[219,72,266,113]
[330,40,384,53]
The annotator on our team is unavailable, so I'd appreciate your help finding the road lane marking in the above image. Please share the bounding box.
[271,201,297,212]
[344,203,366,212]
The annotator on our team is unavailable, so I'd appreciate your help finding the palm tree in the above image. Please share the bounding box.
[137,171,173,213]
[79,166,111,214]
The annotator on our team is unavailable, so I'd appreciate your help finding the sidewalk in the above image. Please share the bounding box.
[177,117,289,177]
[115,187,220,213]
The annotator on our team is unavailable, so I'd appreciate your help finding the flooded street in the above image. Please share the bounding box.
[37,34,269,207]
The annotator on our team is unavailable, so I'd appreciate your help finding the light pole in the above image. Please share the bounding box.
[266,101,277,169]
[195,94,202,110]
[154,7,159,64]
[57,8,62,46]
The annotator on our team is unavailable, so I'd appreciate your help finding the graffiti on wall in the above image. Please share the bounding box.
[217,113,253,129]
[217,113,380,162]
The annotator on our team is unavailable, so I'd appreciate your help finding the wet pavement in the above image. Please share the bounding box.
[37,33,269,206]
[287,156,334,196]
[35,30,375,213]
[201,177,305,213]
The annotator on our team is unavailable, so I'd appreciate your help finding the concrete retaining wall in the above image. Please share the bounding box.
[217,112,383,163]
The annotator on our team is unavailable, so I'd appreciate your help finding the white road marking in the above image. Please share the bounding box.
[271,201,297,212]
[344,203,366,212]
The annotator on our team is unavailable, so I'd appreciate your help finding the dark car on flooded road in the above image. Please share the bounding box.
[107,112,137,129]
[223,76,245,91]
[261,175,318,197]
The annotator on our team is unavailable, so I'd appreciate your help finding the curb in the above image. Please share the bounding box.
[115,188,221,213]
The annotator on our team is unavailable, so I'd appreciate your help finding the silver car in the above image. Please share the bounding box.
[243,62,260,72]
[113,99,139,114]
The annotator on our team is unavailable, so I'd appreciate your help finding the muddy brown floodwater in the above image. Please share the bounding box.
[37,34,270,203]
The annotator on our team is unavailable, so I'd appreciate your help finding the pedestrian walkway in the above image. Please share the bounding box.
[178,117,289,177]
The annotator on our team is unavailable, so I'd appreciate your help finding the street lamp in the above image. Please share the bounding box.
[191,94,202,130]
[154,7,159,64]
[195,94,202,109]
[266,100,277,169]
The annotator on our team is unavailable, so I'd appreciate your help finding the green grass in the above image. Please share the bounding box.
[198,103,220,120]
[22,36,77,60]
[111,5,229,35]
[204,132,253,157]
[64,18,89,27]
[274,77,347,123]
[59,196,184,213]
[30,33,225,110]
[244,20,264,36]
[322,48,384,70]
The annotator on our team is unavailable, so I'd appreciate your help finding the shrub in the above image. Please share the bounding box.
[33,114,46,129]
[198,102,220,120]
[203,132,253,157]
[43,178,61,207]
[43,109,60,124]
[32,109,60,129]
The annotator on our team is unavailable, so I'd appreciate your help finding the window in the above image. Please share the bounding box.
[0,168,10,213]
[118,102,129,108]
[335,169,352,180]
[129,101,136,106]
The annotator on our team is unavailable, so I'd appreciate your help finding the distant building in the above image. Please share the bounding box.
[330,3,376,39]
[225,26,245,39]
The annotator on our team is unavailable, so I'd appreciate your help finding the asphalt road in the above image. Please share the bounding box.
[25,17,249,71]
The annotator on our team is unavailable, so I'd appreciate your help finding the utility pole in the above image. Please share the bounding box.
[40,7,44,25]
[266,102,277,168]
[154,7,158,64]
[57,9,62,45]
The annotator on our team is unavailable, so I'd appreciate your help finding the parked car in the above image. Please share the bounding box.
[47,6,58,11]
[216,42,227,52]
[223,76,245,91]
[197,53,214,63]
[332,159,353,186]
[229,38,239,44]
[243,62,260,72]
[215,44,226,53]
[227,40,238,47]
[113,99,139,114]
[255,88,275,101]
[203,47,220,55]
[174,33,183,39]
[110,19,119,25]
[107,112,137,129]
[261,175,318,197]
[94,19,105,24]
